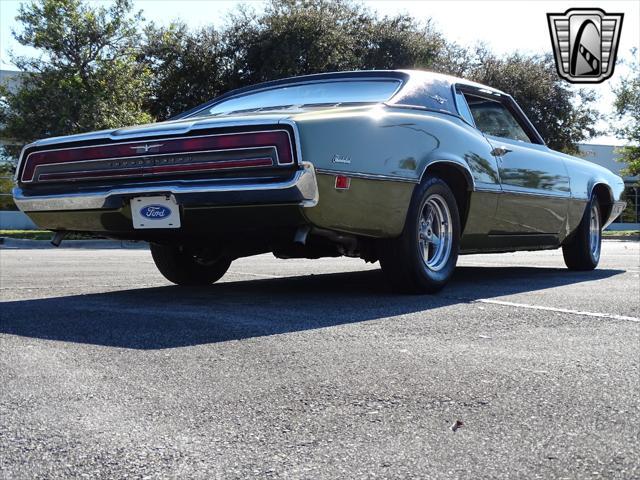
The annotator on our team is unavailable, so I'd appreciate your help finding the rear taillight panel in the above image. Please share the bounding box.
[20,129,295,184]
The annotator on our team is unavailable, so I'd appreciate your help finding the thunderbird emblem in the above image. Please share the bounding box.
[130,143,164,153]
[547,8,624,84]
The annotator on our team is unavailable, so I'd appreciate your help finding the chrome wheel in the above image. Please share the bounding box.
[589,202,601,261]
[418,194,453,272]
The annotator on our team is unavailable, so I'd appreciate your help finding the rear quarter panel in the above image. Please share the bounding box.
[288,106,501,237]
[559,151,625,232]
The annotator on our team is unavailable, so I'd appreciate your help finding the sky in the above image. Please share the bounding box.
[0,0,638,144]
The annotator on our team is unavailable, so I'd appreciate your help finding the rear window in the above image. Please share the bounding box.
[197,80,402,116]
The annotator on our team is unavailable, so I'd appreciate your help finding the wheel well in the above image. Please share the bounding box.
[422,163,472,231]
[592,183,613,224]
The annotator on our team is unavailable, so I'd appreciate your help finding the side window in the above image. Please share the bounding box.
[462,93,532,143]
[454,89,475,125]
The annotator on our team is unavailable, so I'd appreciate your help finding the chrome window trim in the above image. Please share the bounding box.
[455,86,546,145]
[451,85,476,127]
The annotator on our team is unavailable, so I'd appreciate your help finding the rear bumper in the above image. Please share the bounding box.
[14,162,318,212]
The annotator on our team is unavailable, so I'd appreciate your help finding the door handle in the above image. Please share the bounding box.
[491,147,513,157]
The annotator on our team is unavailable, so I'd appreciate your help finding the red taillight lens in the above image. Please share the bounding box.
[21,130,294,183]
[335,175,351,189]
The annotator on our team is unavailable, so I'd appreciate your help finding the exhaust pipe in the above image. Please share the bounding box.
[293,225,312,245]
[293,226,359,256]
[51,231,67,247]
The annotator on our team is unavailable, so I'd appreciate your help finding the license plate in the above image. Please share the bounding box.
[131,195,181,229]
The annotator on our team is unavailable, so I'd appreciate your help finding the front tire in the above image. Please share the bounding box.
[562,197,602,271]
[150,243,231,286]
[379,177,461,293]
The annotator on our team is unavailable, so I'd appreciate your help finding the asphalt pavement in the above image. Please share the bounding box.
[0,241,638,479]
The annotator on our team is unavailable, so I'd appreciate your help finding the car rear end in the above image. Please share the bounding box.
[12,120,318,247]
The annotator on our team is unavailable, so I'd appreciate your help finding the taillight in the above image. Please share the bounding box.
[20,130,294,183]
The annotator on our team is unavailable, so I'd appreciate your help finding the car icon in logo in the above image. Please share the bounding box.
[547,8,624,83]
[140,205,171,219]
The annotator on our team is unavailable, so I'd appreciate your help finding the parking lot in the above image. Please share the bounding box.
[0,240,638,479]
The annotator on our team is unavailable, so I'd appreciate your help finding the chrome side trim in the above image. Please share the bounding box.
[315,168,418,183]
[474,186,575,198]
[13,162,319,211]
[474,185,502,193]
[500,187,571,199]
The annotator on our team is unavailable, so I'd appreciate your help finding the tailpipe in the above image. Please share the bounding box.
[51,231,67,247]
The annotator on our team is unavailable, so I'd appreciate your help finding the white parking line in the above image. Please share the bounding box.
[475,298,639,323]
[228,269,639,322]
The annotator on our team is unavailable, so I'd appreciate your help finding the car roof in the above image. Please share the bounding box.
[176,69,507,120]
[398,69,507,95]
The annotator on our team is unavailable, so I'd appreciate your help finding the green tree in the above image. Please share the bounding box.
[612,49,640,177]
[224,0,445,84]
[1,0,601,160]
[142,22,227,120]
[0,0,152,160]
[469,51,601,153]
[0,163,16,210]
[144,0,446,119]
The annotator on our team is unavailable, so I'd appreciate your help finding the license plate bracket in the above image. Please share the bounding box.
[131,195,181,229]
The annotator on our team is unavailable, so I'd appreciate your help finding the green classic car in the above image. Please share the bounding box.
[13,70,626,292]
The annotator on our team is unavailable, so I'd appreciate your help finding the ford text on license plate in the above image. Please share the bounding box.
[131,196,181,229]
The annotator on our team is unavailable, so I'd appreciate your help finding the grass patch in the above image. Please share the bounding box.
[603,230,639,237]
[0,230,104,240]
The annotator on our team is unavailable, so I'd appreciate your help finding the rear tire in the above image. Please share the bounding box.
[562,197,601,271]
[150,243,231,285]
[379,176,461,293]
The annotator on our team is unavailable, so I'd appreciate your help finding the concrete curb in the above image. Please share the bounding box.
[0,238,149,249]
[0,236,637,250]
[602,235,640,241]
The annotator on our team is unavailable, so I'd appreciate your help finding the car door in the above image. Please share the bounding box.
[458,88,570,243]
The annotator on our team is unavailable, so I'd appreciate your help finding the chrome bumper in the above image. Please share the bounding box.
[13,162,318,212]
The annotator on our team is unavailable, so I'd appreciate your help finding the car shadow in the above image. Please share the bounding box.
[0,266,623,349]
